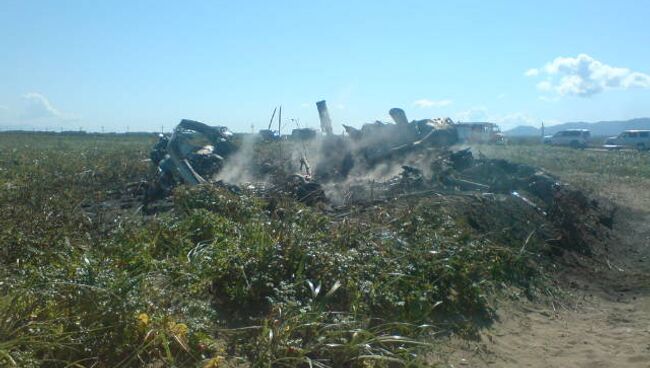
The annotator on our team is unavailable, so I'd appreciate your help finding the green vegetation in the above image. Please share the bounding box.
[1,133,622,367]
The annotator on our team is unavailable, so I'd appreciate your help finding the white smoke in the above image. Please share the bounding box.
[216,133,259,184]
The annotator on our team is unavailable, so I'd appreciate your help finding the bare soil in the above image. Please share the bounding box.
[431,177,650,367]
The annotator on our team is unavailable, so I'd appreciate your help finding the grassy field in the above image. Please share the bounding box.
[0,133,645,367]
[478,143,650,180]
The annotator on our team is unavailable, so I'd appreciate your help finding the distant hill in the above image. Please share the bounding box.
[505,118,650,137]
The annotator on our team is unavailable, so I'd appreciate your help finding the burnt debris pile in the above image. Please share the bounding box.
[143,103,613,254]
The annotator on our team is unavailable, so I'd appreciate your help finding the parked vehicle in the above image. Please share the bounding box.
[543,129,590,148]
[605,130,650,150]
[455,122,506,144]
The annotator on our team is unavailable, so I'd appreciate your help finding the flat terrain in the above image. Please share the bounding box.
[2,134,650,367]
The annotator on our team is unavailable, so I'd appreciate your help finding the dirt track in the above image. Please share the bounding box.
[433,179,650,367]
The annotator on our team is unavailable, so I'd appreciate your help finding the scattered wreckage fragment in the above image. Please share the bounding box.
[149,118,327,205]
[339,106,458,166]
[316,100,334,136]
[149,119,237,196]
[291,128,317,140]
[284,174,327,205]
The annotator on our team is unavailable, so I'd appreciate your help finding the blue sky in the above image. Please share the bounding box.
[1,0,649,132]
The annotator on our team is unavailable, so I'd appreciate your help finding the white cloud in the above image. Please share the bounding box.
[22,92,63,119]
[524,68,539,77]
[538,95,560,102]
[536,80,552,91]
[413,98,452,108]
[526,54,650,97]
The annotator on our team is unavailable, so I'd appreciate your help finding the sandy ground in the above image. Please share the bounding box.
[432,178,650,367]
[437,293,650,367]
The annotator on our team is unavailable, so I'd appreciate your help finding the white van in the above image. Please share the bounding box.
[543,129,590,148]
[605,130,650,150]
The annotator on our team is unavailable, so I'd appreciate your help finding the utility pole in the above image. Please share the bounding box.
[268,107,277,131]
[278,105,283,166]
[278,105,282,136]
